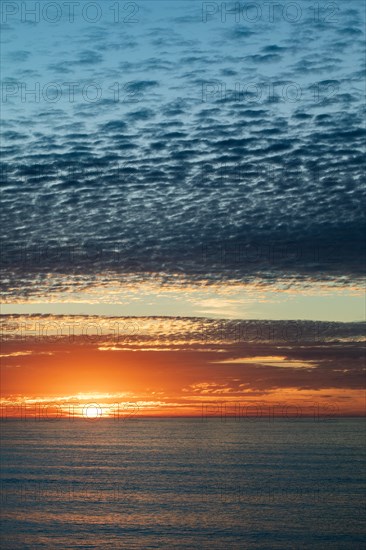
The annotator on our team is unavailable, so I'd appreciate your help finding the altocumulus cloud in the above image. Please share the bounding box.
[1,0,365,300]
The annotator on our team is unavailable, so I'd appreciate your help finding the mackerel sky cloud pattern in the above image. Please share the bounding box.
[1,0,365,302]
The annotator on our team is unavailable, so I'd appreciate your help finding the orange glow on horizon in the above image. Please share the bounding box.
[1,317,364,418]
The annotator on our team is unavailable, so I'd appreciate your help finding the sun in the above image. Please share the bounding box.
[83,403,102,420]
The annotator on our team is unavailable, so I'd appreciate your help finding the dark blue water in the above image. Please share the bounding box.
[1,419,365,549]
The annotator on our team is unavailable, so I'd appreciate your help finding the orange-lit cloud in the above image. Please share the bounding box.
[1,315,364,417]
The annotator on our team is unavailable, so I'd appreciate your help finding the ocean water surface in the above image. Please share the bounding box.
[1,418,365,549]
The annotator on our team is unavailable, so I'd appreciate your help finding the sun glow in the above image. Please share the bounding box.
[83,404,102,419]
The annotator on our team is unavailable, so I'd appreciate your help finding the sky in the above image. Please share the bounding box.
[1,316,365,416]
[1,0,365,416]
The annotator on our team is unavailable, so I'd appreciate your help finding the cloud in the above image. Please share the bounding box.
[1,0,365,301]
[7,50,31,62]
[212,356,317,369]
[1,316,364,401]
[74,50,103,65]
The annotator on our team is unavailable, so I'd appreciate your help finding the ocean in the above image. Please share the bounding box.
[1,418,365,549]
